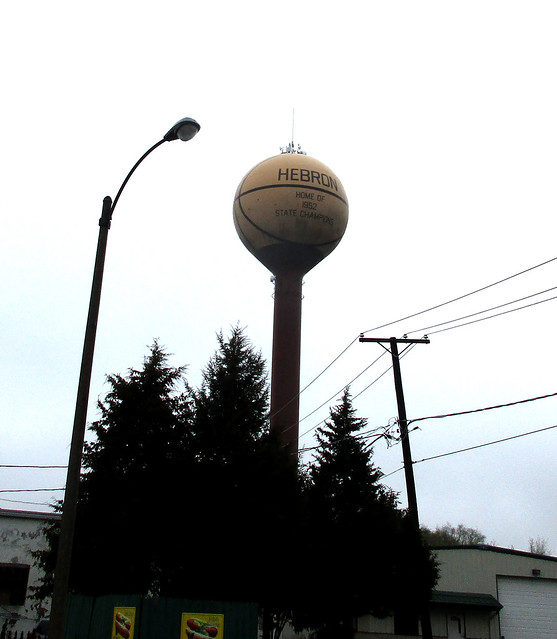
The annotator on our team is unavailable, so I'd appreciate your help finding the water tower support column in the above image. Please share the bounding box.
[270,270,303,456]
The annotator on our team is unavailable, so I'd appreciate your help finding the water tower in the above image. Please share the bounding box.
[234,145,348,455]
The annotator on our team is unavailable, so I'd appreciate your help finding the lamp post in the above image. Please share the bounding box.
[48,117,200,639]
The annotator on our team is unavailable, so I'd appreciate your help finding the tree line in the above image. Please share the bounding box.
[33,327,438,638]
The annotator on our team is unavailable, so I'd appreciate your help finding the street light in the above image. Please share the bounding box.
[48,117,200,639]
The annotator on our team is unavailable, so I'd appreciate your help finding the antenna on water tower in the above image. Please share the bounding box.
[280,108,307,155]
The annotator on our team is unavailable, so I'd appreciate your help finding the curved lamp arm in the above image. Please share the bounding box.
[110,139,166,215]
[107,117,201,221]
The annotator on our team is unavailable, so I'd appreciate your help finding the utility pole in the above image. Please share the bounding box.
[359,335,432,639]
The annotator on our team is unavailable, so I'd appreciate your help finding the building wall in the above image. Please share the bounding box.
[356,613,394,634]
[0,509,58,635]
[429,607,495,639]
[433,545,557,597]
[432,546,557,638]
[357,608,491,639]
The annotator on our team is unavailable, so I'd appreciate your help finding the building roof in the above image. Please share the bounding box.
[431,543,557,563]
[431,590,502,611]
[0,508,60,521]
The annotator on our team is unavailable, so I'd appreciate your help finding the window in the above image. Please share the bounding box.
[0,563,30,605]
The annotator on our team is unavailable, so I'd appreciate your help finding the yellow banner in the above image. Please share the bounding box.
[112,607,136,639]
[181,613,224,639]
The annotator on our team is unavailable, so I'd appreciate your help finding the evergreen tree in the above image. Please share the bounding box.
[34,331,436,637]
[161,326,302,607]
[30,504,61,615]
[292,389,437,639]
[192,325,269,465]
[34,330,302,607]
[71,340,194,594]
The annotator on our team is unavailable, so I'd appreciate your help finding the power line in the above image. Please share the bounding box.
[0,496,56,507]
[301,390,557,456]
[296,354,387,441]
[295,350,388,439]
[290,255,557,424]
[266,336,361,425]
[315,291,557,439]
[299,432,386,455]
[299,344,417,439]
[405,286,557,337]
[0,487,64,493]
[413,423,557,466]
[302,420,557,469]
[296,286,557,436]
[298,346,417,442]
[361,255,557,336]
[408,391,557,425]
[352,343,417,402]
[422,293,557,336]
[0,464,67,469]
[298,336,360,397]
[296,277,557,439]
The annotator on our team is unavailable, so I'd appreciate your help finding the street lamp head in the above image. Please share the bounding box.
[164,117,201,142]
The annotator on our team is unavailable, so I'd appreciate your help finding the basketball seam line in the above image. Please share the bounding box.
[235,183,348,206]
[234,199,344,249]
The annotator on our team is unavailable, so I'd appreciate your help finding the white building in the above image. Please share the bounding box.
[0,508,59,635]
[357,544,557,639]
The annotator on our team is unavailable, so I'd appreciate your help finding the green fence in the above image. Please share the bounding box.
[64,594,259,639]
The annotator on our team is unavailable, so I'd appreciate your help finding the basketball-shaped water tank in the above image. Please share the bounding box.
[233,153,348,276]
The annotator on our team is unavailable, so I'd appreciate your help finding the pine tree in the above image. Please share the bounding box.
[192,325,269,466]
[163,325,302,606]
[30,504,61,614]
[292,389,437,639]
[71,340,194,595]
[309,387,390,525]
[35,331,303,606]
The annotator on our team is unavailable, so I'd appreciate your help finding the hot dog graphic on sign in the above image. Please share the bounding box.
[181,613,224,639]
[112,607,136,639]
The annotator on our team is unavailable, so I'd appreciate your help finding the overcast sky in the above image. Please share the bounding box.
[2,1,557,554]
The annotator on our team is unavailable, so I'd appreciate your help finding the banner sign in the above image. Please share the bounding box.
[181,613,224,639]
[112,607,136,639]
